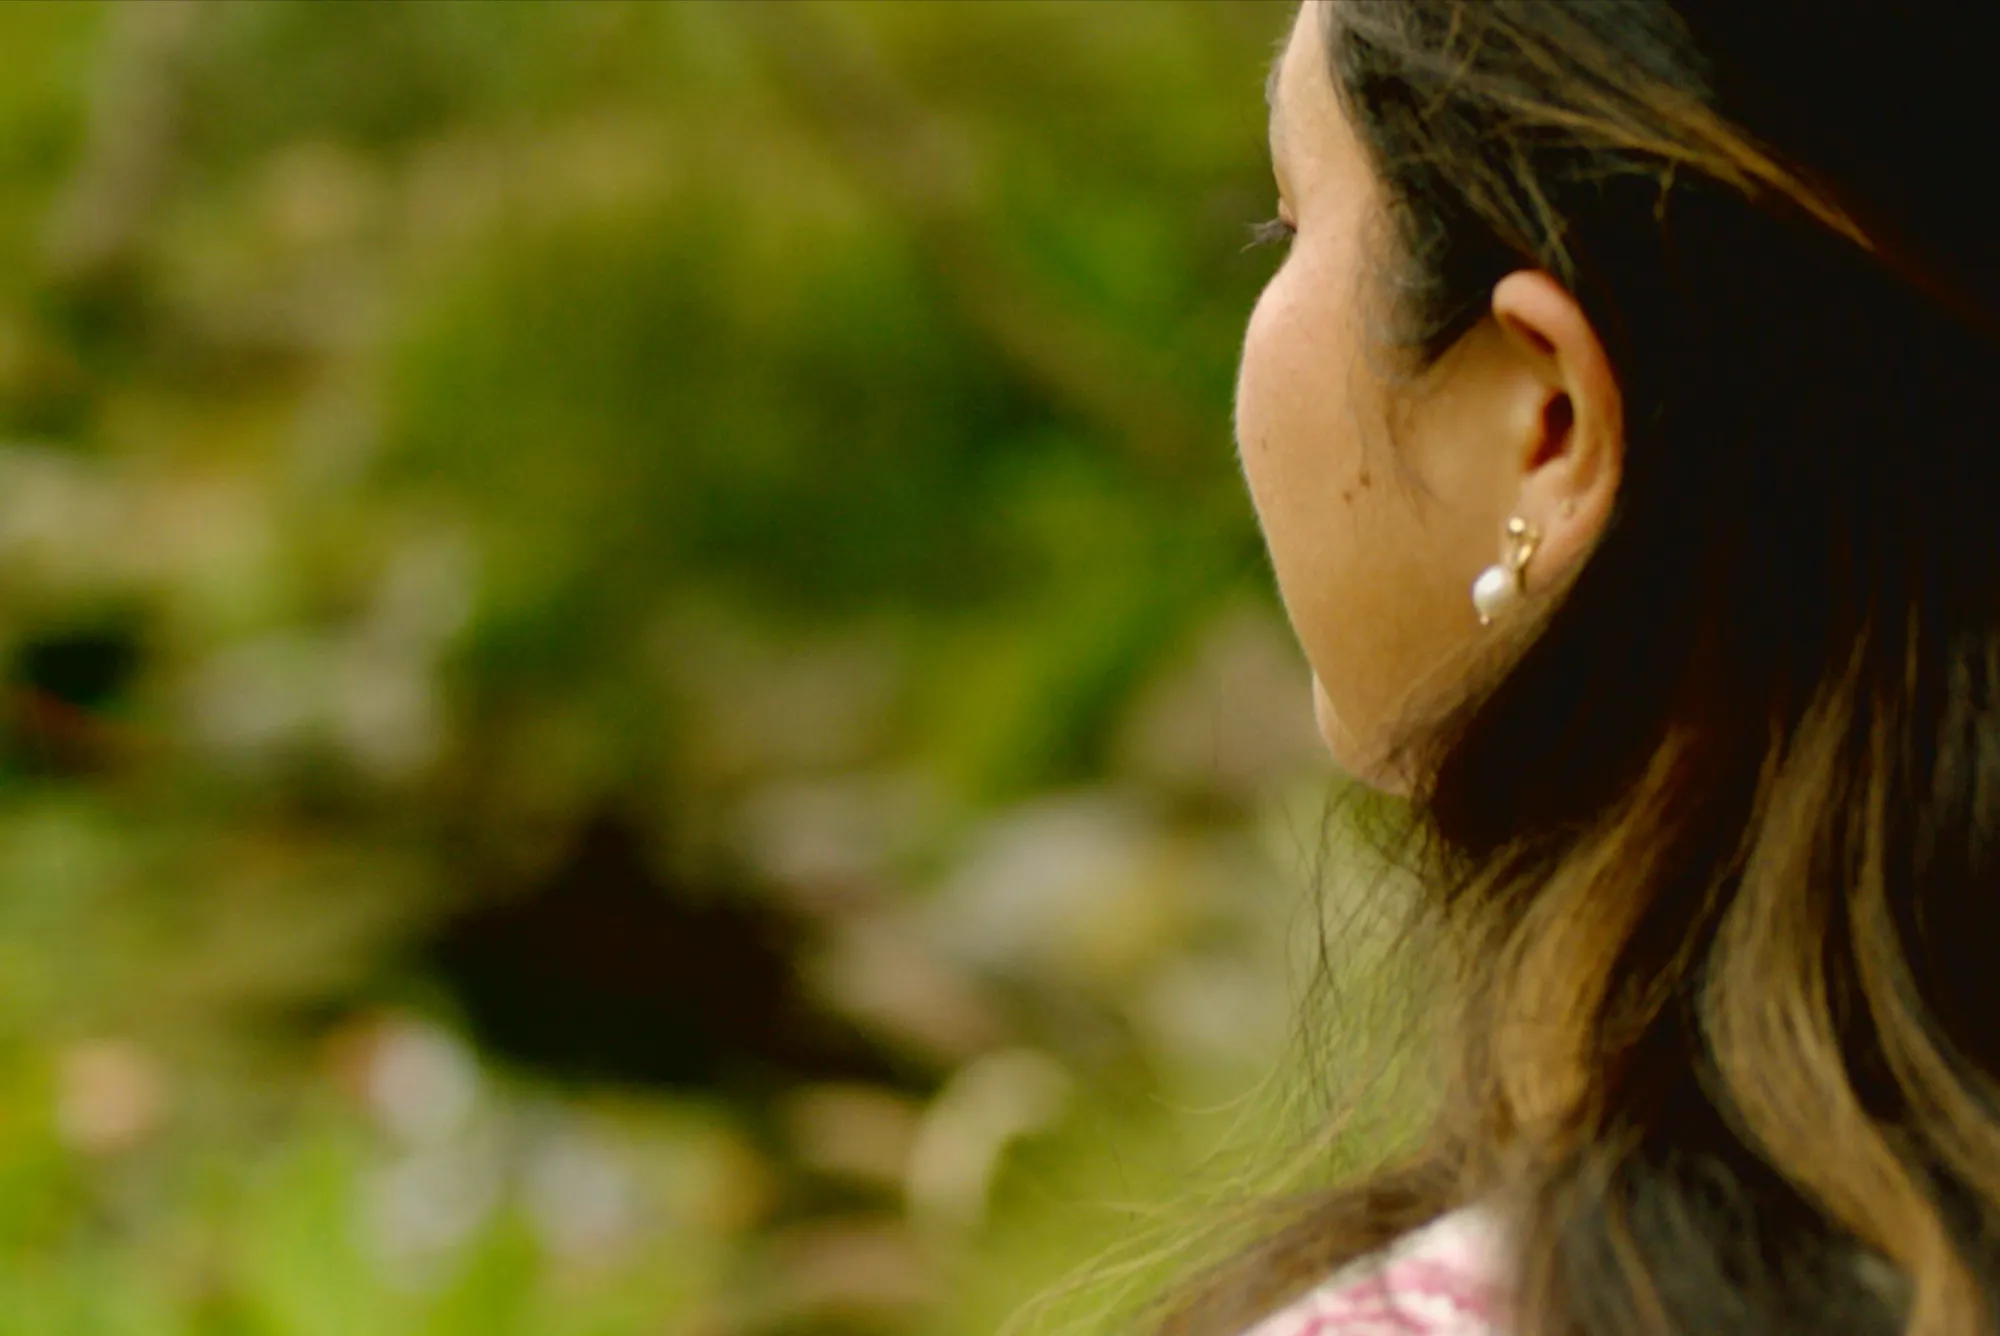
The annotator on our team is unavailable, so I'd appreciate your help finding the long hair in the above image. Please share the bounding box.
[1167,3,2000,1333]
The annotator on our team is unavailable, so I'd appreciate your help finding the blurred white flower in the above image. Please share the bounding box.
[521,1127,640,1262]
[363,1020,481,1148]
[732,770,942,900]
[0,445,128,598]
[328,645,440,780]
[367,532,476,655]
[929,791,1183,986]
[905,1047,1070,1237]
[360,1141,503,1284]
[182,633,327,765]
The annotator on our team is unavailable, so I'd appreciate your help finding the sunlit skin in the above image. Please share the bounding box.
[1233,0,1626,792]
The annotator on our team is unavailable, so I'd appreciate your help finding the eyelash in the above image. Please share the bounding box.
[1246,215,1296,250]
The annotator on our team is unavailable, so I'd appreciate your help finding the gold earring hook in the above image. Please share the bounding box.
[1503,515,1541,576]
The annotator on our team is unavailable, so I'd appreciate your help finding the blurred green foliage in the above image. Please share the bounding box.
[0,3,1360,1334]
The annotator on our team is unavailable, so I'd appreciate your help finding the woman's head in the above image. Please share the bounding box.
[1238,0,1999,801]
[1206,3,2000,1334]
[1236,0,1626,791]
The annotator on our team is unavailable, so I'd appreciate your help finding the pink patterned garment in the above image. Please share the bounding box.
[1241,1207,1508,1336]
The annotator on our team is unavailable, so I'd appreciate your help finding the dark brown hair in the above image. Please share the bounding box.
[1169,3,2000,1333]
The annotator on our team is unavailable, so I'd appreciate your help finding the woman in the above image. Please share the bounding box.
[1196,1,2000,1334]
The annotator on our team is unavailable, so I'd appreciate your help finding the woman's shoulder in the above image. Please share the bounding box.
[1240,1204,1509,1336]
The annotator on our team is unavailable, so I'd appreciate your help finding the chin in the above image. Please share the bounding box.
[1312,676,1414,797]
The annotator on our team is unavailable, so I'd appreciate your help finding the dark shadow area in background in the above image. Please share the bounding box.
[420,810,929,1099]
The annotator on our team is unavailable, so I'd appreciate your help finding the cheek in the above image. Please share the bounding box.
[1235,262,1377,639]
[1234,267,1356,583]
[1233,264,1460,779]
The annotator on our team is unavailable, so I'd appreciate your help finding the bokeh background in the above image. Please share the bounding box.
[0,3,1366,1333]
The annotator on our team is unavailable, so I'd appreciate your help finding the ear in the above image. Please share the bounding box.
[1489,270,1623,588]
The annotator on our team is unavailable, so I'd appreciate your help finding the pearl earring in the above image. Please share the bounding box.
[1471,515,1541,626]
